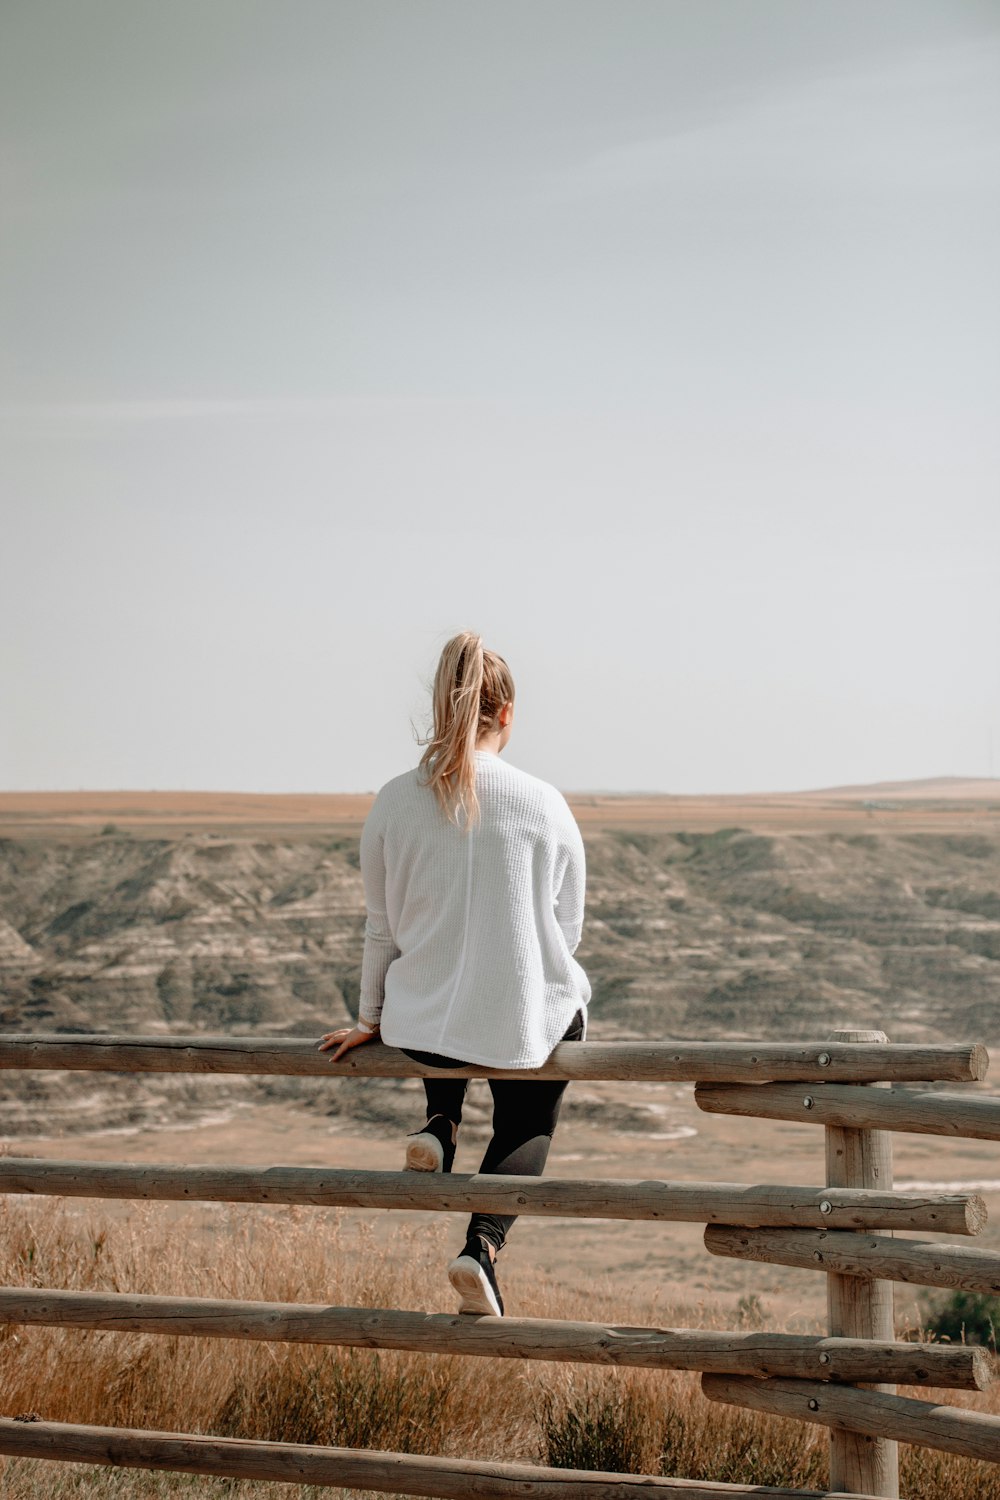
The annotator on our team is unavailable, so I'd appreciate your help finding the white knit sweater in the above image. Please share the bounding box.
[358,748,591,1068]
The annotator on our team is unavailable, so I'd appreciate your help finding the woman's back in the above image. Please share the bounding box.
[361,748,591,1069]
[318,631,591,1316]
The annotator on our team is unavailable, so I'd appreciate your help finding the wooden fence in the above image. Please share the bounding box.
[0,1026,998,1498]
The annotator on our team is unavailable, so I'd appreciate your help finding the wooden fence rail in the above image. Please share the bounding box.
[705,1226,1000,1294]
[0,1285,988,1388]
[703,1375,1000,1465]
[0,1157,985,1232]
[696,1082,1000,1139]
[0,1417,886,1499]
[0,1033,987,1083]
[0,1027,996,1500]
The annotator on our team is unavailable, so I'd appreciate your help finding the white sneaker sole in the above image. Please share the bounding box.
[405,1132,444,1172]
[447,1253,503,1316]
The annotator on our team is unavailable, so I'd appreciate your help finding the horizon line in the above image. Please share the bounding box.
[2,773,999,801]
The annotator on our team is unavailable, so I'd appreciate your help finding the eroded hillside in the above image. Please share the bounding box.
[1,824,998,1137]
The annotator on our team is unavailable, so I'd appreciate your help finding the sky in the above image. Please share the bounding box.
[2,1,999,796]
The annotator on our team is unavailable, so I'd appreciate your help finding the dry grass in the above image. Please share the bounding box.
[0,1196,998,1498]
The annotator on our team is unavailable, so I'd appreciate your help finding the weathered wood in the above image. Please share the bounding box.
[706,1225,1000,1296]
[702,1374,1000,1465]
[824,1028,898,1497]
[0,1285,989,1389]
[0,1415,884,1497]
[696,1082,1000,1141]
[0,1157,985,1232]
[0,1034,987,1083]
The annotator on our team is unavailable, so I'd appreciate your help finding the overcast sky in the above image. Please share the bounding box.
[2,1,998,795]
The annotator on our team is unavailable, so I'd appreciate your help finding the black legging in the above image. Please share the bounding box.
[398,1007,585,1255]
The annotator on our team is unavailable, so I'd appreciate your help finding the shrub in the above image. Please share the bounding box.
[919,1289,1000,1351]
[539,1378,654,1473]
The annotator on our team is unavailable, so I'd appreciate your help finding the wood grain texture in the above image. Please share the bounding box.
[0,1158,986,1232]
[705,1225,1000,1295]
[824,1028,898,1497]
[0,1035,988,1083]
[696,1082,1000,1140]
[0,1416,886,1497]
[0,1285,989,1388]
[702,1374,1000,1465]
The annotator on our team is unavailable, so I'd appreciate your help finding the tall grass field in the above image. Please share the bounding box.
[0,1195,998,1498]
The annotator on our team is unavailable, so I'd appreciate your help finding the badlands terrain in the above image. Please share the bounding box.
[0,775,998,1320]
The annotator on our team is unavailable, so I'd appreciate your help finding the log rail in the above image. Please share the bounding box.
[0,1157,984,1232]
[0,1416,887,1498]
[0,1033,987,1083]
[0,1285,989,1389]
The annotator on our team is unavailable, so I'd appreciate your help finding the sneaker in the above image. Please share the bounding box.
[404,1113,457,1173]
[447,1232,505,1317]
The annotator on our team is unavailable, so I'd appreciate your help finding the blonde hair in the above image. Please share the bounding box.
[416,631,515,830]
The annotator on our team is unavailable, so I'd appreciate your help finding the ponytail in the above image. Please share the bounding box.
[417,631,515,830]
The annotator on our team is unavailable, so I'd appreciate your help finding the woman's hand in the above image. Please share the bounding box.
[318,1023,380,1063]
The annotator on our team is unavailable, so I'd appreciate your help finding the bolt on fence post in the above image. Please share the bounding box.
[825,1028,899,1497]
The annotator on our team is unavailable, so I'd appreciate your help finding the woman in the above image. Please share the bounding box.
[318,631,591,1318]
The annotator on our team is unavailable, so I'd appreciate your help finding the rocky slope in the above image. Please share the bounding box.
[0,826,997,1137]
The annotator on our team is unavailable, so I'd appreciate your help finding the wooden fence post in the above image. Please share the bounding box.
[825,1028,899,1497]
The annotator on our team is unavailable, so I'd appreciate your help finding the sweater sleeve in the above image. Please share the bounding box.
[358,796,401,1027]
[553,800,587,956]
